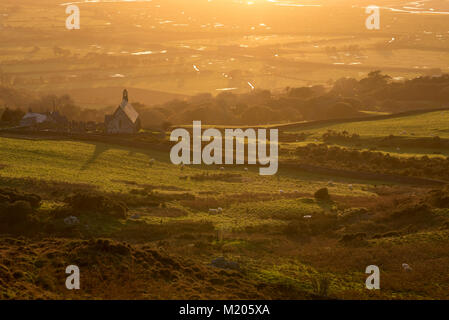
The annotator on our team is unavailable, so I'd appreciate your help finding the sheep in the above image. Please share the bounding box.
[209,208,219,214]
[244,167,249,172]
[217,207,223,213]
[328,180,334,187]
[348,184,353,190]
[149,159,155,167]
[220,167,225,171]
[402,263,413,272]
[64,216,79,226]
[303,215,312,219]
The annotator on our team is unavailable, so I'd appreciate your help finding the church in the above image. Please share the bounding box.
[105,89,141,134]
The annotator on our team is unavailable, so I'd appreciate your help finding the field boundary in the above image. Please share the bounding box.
[2,129,448,186]
[278,107,449,131]
[281,162,448,186]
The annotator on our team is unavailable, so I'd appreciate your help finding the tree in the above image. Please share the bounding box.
[359,71,391,92]
[0,107,25,124]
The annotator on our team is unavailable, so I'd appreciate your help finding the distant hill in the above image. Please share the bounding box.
[40,87,188,109]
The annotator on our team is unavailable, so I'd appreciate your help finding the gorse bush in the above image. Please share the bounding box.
[0,188,41,208]
[0,200,33,225]
[314,188,330,201]
[64,192,128,218]
[0,189,40,225]
[295,144,449,180]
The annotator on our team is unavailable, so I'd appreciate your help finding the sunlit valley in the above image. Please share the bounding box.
[0,0,449,300]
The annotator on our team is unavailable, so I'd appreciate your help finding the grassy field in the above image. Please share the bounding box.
[285,110,449,138]
[1,109,449,299]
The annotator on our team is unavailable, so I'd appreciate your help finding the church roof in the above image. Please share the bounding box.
[118,100,139,124]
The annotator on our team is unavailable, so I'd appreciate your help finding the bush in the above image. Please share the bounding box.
[311,276,331,297]
[0,200,33,224]
[283,220,312,240]
[64,193,127,218]
[427,187,449,208]
[339,232,367,244]
[314,188,330,201]
[0,188,41,208]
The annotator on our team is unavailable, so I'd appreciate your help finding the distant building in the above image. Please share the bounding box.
[20,112,48,127]
[19,111,68,128]
[105,89,141,134]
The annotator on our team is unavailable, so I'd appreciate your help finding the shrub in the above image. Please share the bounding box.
[311,276,331,297]
[339,232,367,244]
[64,193,127,218]
[427,187,449,208]
[0,188,41,208]
[283,220,312,240]
[314,188,330,201]
[0,200,33,224]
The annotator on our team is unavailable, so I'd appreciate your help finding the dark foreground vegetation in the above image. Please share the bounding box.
[1,177,449,299]
[292,141,449,181]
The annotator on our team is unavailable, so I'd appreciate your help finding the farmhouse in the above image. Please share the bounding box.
[105,89,141,134]
[19,111,68,128]
[20,112,48,127]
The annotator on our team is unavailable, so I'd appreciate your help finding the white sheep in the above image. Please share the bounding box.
[402,263,412,272]
[348,184,353,190]
[303,215,312,219]
[217,207,223,213]
[149,159,155,166]
[209,208,218,214]
[64,216,79,226]
[244,167,248,171]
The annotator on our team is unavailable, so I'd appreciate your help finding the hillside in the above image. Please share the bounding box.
[1,109,449,299]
